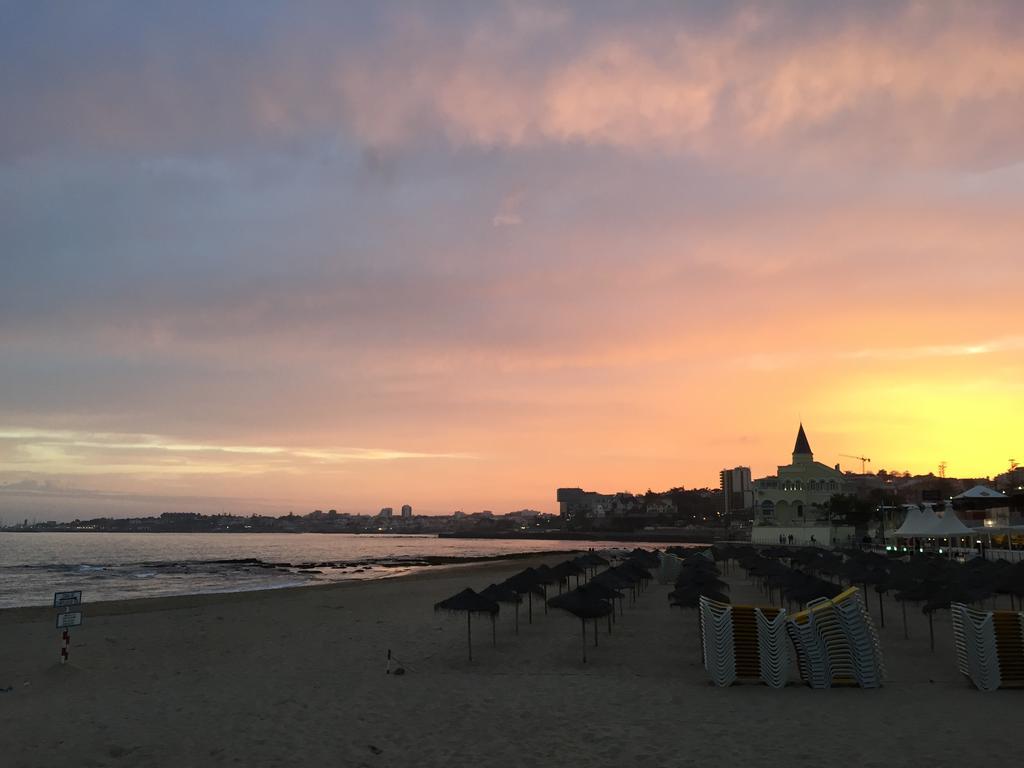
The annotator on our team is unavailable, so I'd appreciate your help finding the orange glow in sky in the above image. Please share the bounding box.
[1,2,1022,518]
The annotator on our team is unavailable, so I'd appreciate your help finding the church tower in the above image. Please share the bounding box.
[792,423,813,465]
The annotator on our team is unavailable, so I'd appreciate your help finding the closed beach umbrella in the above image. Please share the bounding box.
[548,588,613,663]
[434,588,499,662]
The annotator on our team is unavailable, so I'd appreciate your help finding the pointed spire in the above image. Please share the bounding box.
[793,423,812,458]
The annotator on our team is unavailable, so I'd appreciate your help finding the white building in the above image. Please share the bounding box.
[751,424,855,546]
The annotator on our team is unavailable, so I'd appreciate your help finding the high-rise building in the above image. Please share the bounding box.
[719,466,753,521]
[378,507,393,518]
[401,504,413,518]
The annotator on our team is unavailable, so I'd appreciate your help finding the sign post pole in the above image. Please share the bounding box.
[53,591,83,665]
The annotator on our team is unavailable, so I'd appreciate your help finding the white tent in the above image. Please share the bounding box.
[919,508,973,536]
[953,485,1007,500]
[893,504,942,537]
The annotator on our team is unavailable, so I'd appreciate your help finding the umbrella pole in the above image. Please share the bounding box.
[928,611,934,652]
[581,619,587,663]
[878,591,885,628]
[607,610,612,635]
[467,612,473,662]
[594,617,599,647]
[491,613,496,648]
[543,585,548,615]
[528,591,533,624]
[902,600,908,639]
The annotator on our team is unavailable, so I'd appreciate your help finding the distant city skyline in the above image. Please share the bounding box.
[2,2,1022,519]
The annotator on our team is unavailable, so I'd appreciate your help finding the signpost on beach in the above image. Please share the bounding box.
[54,591,83,664]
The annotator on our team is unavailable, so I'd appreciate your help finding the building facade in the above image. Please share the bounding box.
[754,425,852,527]
[720,466,753,521]
[400,504,413,518]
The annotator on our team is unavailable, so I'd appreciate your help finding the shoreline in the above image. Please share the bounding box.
[438,530,743,543]
[0,552,567,623]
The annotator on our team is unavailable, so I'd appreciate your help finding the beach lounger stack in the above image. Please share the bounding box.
[833,588,885,688]
[784,603,832,688]
[951,603,1024,691]
[699,597,790,688]
[700,597,736,686]
[786,588,884,689]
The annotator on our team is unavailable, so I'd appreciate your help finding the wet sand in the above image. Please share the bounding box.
[0,555,1017,767]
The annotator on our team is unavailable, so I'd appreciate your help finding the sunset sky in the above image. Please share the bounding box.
[2,1,1023,520]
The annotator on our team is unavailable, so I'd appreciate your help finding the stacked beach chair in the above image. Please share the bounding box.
[699,597,790,688]
[785,588,885,689]
[951,602,1024,691]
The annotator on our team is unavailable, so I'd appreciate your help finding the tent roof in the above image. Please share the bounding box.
[953,485,1007,500]
[893,504,940,537]
[920,509,973,536]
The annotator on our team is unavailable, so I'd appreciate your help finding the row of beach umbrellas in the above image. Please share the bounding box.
[714,543,1024,651]
[434,549,659,662]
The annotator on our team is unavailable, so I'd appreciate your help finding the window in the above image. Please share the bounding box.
[761,500,775,519]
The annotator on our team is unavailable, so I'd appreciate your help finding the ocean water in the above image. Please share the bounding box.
[0,532,679,608]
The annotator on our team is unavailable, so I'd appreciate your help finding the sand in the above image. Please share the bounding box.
[0,555,1018,768]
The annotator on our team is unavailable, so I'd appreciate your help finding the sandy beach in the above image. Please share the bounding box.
[0,555,1017,768]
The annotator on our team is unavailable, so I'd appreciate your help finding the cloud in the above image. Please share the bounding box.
[842,336,1024,362]
[3,2,1024,169]
[0,427,476,478]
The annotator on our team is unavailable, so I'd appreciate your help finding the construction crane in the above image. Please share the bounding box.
[840,454,871,474]
[939,461,948,478]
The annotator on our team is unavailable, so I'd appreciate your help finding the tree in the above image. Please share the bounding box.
[827,494,877,530]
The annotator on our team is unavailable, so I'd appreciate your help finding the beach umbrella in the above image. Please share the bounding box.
[675,572,730,593]
[548,588,613,663]
[573,552,610,579]
[534,565,557,613]
[505,568,548,624]
[550,560,587,591]
[922,582,990,652]
[480,583,522,636]
[626,549,661,569]
[579,582,623,634]
[669,585,730,607]
[612,562,652,600]
[591,569,633,618]
[434,588,499,661]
